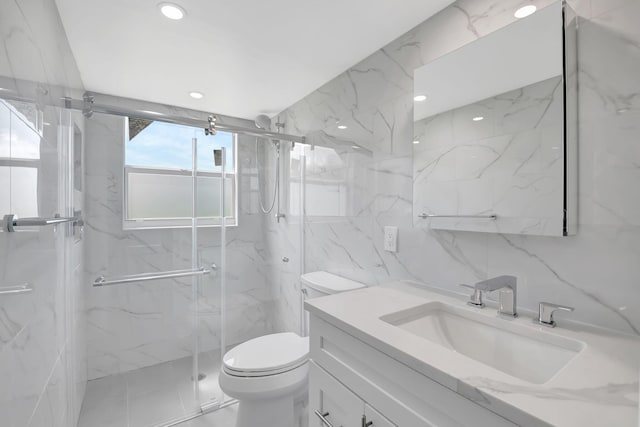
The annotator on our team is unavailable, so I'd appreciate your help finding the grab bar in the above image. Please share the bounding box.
[93,266,211,287]
[0,283,33,295]
[2,214,82,232]
[418,213,497,220]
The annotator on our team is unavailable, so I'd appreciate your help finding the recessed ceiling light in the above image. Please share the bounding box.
[159,3,185,20]
[338,125,348,130]
[472,116,484,121]
[413,140,420,144]
[514,5,537,19]
[189,91,204,99]
[414,95,427,102]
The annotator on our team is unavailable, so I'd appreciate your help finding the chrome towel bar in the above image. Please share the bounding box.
[0,283,33,295]
[418,213,497,220]
[2,214,82,232]
[93,266,212,287]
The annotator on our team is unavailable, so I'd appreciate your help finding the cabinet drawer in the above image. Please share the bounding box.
[309,361,364,427]
[365,404,397,427]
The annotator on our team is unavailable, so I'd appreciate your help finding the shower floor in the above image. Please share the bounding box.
[78,351,235,427]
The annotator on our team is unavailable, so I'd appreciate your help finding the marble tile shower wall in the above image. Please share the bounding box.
[0,0,87,426]
[84,115,277,379]
[276,0,640,335]
[261,140,304,334]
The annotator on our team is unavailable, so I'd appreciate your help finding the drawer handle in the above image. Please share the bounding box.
[314,410,335,427]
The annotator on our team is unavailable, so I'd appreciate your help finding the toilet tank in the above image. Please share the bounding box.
[301,271,366,299]
[300,271,366,335]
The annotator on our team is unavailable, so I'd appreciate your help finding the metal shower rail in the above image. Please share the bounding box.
[64,94,306,144]
[2,213,82,232]
[93,266,213,287]
[0,79,306,144]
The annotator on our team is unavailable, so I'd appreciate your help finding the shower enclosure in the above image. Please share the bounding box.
[80,115,231,426]
[74,99,306,427]
[0,79,305,427]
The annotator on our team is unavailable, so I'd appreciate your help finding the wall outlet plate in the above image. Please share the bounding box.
[384,226,398,252]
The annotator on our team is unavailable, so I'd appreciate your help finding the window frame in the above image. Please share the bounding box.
[122,123,238,230]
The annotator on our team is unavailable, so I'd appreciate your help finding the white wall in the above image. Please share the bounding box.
[275,0,640,335]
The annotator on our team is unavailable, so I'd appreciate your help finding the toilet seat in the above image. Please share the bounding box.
[223,333,309,377]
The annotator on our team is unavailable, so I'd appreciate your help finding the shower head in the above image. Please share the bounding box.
[254,114,271,130]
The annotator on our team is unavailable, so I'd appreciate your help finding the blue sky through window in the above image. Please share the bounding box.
[126,120,234,172]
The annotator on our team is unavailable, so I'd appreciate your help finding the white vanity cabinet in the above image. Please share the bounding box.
[364,404,396,427]
[308,314,518,427]
[310,362,395,427]
[310,361,365,426]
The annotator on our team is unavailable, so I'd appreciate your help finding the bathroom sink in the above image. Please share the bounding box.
[380,302,584,384]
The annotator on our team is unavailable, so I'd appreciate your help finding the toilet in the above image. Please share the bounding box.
[219,271,366,427]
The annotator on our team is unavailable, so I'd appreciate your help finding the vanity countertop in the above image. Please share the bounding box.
[305,281,640,427]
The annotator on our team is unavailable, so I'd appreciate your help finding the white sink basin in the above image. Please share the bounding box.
[380,301,584,384]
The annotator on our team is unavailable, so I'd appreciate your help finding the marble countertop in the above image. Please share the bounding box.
[305,281,640,427]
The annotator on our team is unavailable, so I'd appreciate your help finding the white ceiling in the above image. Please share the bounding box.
[54,0,453,121]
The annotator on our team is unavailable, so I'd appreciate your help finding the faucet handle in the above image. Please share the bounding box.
[536,302,574,328]
[459,284,484,308]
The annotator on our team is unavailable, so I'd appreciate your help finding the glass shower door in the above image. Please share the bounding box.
[193,131,234,412]
[80,115,224,427]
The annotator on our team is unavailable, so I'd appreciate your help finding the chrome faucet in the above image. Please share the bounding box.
[462,275,518,317]
[536,302,574,327]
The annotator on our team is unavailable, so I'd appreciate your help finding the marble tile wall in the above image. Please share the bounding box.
[275,0,640,336]
[0,0,87,426]
[261,139,304,334]
[84,114,277,379]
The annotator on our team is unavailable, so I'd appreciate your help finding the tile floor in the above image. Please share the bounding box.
[176,405,238,427]
[78,351,235,427]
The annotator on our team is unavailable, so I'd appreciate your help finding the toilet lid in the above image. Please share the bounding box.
[223,333,309,377]
[301,271,366,294]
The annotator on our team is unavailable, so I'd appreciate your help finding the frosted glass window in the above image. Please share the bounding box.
[127,172,234,220]
[0,101,41,218]
[10,112,40,160]
[0,103,9,158]
[124,118,236,228]
[10,167,38,217]
[0,167,10,214]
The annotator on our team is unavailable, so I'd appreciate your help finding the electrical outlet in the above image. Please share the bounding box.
[384,226,398,252]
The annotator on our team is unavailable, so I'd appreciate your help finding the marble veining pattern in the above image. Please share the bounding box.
[273,0,640,336]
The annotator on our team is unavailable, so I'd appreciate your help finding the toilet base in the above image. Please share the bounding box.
[219,362,309,427]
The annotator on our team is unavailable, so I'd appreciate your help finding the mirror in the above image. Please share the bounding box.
[413,1,577,236]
